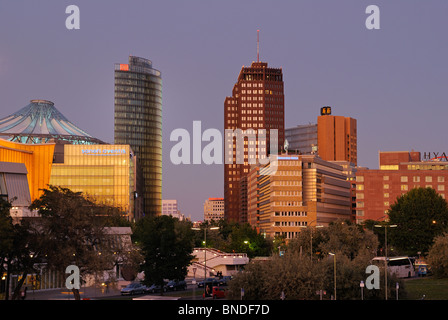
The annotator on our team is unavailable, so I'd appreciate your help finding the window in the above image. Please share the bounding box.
[384,193,389,198]
[438,176,445,182]
[401,176,408,182]
[383,176,389,181]
[356,176,364,182]
[401,185,408,191]
[438,185,445,191]
[426,176,433,182]
[356,184,364,191]
[413,176,420,182]
[383,184,389,189]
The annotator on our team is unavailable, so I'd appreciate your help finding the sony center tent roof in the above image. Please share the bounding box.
[0,100,104,144]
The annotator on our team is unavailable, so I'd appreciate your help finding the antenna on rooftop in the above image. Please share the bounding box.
[257,29,260,62]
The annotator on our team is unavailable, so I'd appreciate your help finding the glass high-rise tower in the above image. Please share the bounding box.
[114,56,162,217]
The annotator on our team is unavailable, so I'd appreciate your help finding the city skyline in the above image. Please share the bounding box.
[1,1,447,220]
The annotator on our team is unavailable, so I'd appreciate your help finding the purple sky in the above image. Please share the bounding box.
[1,1,447,221]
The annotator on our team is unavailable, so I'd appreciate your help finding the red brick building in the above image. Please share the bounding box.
[355,151,448,223]
[224,61,285,222]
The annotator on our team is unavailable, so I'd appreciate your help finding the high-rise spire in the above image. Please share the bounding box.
[257,29,260,62]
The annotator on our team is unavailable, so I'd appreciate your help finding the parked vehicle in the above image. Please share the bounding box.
[146,281,168,293]
[203,286,226,299]
[166,280,187,291]
[372,256,416,278]
[121,282,146,295]
[217,276,232,286]
[197,277,219,288]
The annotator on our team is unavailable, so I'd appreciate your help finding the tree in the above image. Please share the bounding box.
[388,187,448,256]
[0,198,44,300]
[288,220,378,261]
[30,185,125,300]
[227,222,405,300]
[427,233,448,278]
[133,215,194,294]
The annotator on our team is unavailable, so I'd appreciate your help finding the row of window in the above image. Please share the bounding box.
[357,175,445,182]
[274,211,307,216]
[357,183,445,191]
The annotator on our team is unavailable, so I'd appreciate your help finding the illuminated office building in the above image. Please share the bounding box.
[50,144,143,221]
[114,56,162,217]
[224,60,285,223]
[317,107,357,165]
[247,154,351,240]
[204,197,224,222]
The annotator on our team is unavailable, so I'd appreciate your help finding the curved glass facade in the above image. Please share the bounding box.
[114,56,162,216]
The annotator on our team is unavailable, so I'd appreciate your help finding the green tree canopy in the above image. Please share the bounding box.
[133,215,194,293]
[427,233,448,278]
[30,185,130,300]
[388,187,448,256]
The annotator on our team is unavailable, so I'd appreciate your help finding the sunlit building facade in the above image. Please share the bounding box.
[114,56,163,217]
[224,61,285,223]
[247,154,352,240]
[204,198,224,221]
[0,138,55,201]
[355,151,448,223]
[50,144,143,221]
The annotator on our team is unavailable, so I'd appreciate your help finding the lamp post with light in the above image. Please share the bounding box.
[299,219,323,262]
[329,252,336,300]
[374,223,397,300]
[192,225,219,297]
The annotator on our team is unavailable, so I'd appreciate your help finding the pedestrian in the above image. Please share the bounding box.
[20,287,27,300]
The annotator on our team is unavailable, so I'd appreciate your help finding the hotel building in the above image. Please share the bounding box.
[114,56,163,217]
[247,154,352,240]
[355,150,448,223]
[224,60,285,223]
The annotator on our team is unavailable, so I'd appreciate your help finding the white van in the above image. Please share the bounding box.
[372,256,415,278]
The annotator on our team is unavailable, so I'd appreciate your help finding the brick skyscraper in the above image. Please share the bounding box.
[224,61,285,222]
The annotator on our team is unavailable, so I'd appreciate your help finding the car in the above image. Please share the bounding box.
[146,281,168,293]
[121,282,146,295]
[166,280,187,291]
[203,286,226,299]
[217,276,232,286]
[197,277,219,288]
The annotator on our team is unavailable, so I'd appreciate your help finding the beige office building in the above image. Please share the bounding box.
[204,198,224,221]
[247,154,351,240]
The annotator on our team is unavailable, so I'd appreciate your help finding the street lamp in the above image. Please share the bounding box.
[329,252,336,300]
[374,223,397,300]
[192,226,219,298]
[360,280,364,300]
[299,220,323,262]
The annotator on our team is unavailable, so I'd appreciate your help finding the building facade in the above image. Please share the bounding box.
[355,151,448,223]
[204,197,224,221]
[0,138,55,202]
[317,107,357,165]
[50,144,142,221]
[114,56,163,217]
[224,61,285,223]
[247,154,352,240]
[285,123,318,155]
